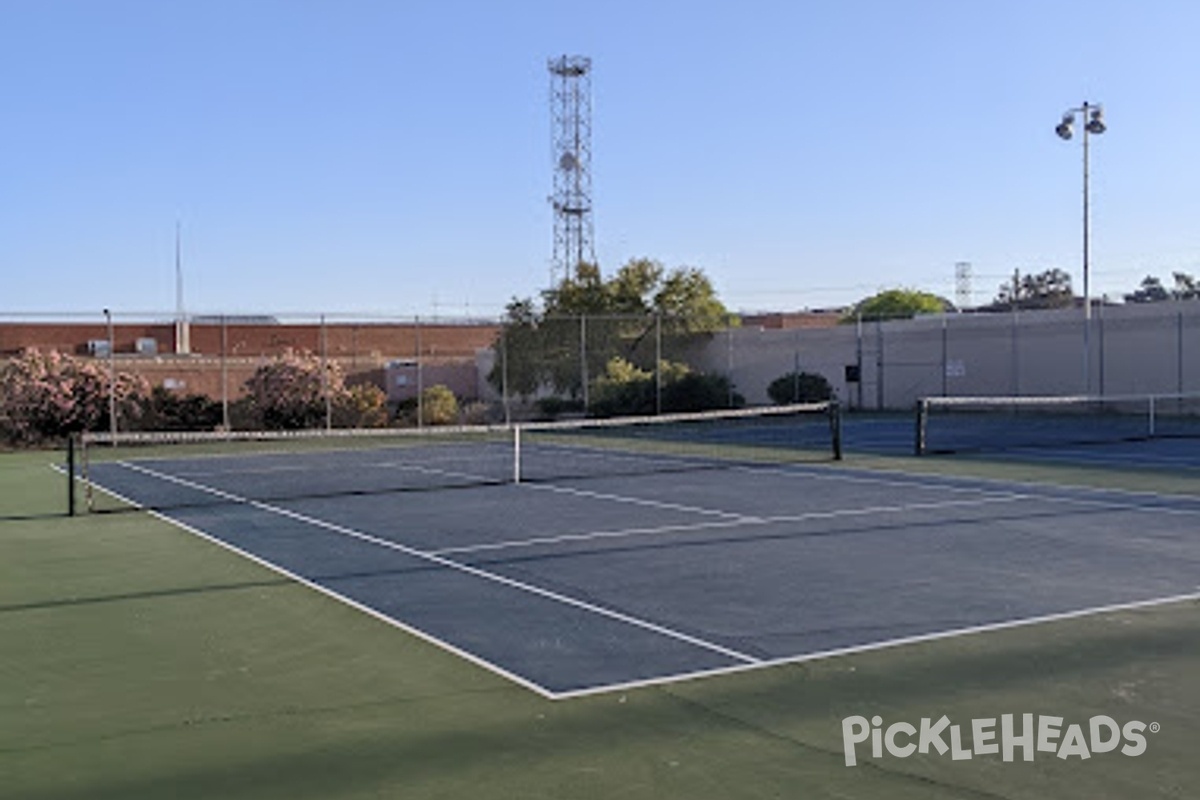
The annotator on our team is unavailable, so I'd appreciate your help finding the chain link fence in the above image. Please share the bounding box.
[2,303,1197,442]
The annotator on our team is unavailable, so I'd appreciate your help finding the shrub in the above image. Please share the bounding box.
[332,384,389,429]
[533,396,585,420]
[767,371,833,405]
[419,384,459,426]
[459,401,493,426]
[661,372,743,412]
[590,357,742,417]
[134,386,223,432]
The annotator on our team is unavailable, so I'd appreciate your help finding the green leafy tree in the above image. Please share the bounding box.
[990,268,1075,310]
[1126,272,1199,302]
[489,258,734,403]
[1174,271,1199,300]
[847,289,952,321]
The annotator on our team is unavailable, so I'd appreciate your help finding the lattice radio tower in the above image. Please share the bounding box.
[548,55,594,288]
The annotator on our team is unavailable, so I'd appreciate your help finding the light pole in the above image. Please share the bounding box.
[1055,101,1106,321]
[1056,101,1106,394]
[103,308,117,439]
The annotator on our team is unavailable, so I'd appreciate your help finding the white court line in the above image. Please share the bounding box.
[991,448,1200,470]
[550,590,1200,700]
[431,494,1029,556]
[736,461,1200,511]
[82,476,558,699]
[114,460,760,666]
[83,462,1200,702]
[520,482,754,521]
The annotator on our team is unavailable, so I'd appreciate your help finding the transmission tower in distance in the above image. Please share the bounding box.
[548,55,595,288]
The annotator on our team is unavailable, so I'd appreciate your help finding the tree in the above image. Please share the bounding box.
[1124,275,1170,304]
[0,349,147,445]
[846,289,952,321]
[488,258,734,404]
[990,268,1075,310]
[1174,272,1199,300]
[243,350,348,430]
[1127,271,1200,302]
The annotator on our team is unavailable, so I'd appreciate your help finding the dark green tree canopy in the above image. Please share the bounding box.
[988,268,1075,311]
[490,259,734,402]
[542,259,729,322]
[1125,272,1199,303]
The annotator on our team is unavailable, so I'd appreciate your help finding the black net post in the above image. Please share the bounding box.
[830,401,843,461]
[914,399,929,455]
[66,434,76,517]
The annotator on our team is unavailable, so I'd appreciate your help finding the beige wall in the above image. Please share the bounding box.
[693,302,1200,409]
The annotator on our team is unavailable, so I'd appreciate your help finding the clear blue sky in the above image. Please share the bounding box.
[3,0,1198,317]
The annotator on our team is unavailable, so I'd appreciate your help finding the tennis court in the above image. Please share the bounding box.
[80,421,1200,698]
[845,394,1200,473]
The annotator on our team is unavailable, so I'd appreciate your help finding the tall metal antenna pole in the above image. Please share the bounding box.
[174,221,190,354]
[175,221,183,320]
[548,55,595,289]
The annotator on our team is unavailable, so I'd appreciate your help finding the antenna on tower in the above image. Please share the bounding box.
[174,221,191,354]
[548,55,595,289]
[175,221,184,319]
[954,261,973,310]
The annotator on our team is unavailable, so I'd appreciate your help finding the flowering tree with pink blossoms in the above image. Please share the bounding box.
[0,349,147,445]
[242,350,393,430]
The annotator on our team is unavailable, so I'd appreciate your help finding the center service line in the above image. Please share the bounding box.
[115,461,761,665]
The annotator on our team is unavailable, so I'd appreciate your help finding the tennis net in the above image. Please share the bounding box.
[914,392,1200,455]
[80,401,841,513]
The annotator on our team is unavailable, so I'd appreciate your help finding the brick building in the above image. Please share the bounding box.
[0,319,500,402]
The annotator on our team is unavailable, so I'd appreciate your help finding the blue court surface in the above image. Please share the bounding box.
[845,410,1200,470]
[86,449,1200,699]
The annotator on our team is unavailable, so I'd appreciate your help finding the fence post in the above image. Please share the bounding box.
[855,311,864,410]
[655,312,662,414]
[415,316,423,428]
[320,314,331,430]
[940,313,948,397]
[727,321,735,408]
[875,318,884,410]
[1011,309,1020,396]
[501,324,511,426]
[1179,310,1186,395]
[220,315,230,430]
[1082,310,1092,395]
[104,308,117,441]
[580,315,589,414]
